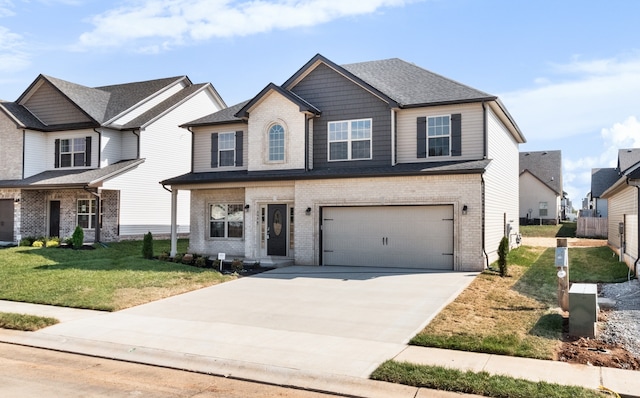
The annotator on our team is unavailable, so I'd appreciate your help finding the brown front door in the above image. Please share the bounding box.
[267,204,287,256]
[0,200,14,241]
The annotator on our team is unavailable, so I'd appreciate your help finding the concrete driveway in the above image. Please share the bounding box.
[30,266,477,378]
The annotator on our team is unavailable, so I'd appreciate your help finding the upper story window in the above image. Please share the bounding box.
[328,119,372,161]
[218,132,235,167]
[268,124,285,162]
[427,116,450,157]
[55,137,91,168]
[211,131,243,168]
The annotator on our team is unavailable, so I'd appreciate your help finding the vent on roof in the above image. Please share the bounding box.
[543,151,548,155]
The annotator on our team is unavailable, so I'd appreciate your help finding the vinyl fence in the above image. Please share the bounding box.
[577,217,608,238]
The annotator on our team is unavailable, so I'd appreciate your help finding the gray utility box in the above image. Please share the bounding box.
[569,283,598,338]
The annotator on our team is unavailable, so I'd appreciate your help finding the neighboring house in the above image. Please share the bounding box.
[600,148,640,273]
[589,167,620,218]
[161,54,525,271]
[519,150,563,224]
[0,74,226,243]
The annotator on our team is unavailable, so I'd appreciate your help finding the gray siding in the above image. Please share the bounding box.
[291,63,391,169]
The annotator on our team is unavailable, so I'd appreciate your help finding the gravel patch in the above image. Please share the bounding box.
[599,279,640,360]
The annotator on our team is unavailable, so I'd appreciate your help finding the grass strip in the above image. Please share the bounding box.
[0,312,59,331]
[371,361,602,398]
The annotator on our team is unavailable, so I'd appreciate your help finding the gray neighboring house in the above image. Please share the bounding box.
[519,150,563,224]
[600,148,640,273]
[0,74,225,243]
[162,54,526,271]
[589,168,620,217]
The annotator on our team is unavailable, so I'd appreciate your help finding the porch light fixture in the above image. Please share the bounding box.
[244,204,250,211]
[462,205,468,215]
[305,207,312,215]
[14,198,20,203]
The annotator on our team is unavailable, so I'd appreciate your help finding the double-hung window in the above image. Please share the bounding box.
[218,133,235,167]
[77,199,96,229]
[209,204,244,239]
[427,116,450,157]
[539,202,548,217]
[60,138,86,167]
[328,119,372,161]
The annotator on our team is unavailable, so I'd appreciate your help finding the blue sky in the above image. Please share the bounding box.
[1,0,639,205]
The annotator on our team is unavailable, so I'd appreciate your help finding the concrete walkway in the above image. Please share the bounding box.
[0,265,638,397]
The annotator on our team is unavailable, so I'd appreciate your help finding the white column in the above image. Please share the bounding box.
[170,188,178,257]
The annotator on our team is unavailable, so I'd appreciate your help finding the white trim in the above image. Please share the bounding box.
[426,114,452,158]
[327,118,373,162]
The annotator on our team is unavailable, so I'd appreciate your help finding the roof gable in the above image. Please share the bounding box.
[618,148,640,173]
[591,168,619,198]
[519,150,562,195]
[235,83,321,119]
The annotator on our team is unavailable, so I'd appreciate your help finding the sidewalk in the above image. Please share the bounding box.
[1,299,638,398]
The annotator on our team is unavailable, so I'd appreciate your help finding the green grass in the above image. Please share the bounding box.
[410,245,630,360]
[0,239,234,311]
[0,312,59,331]
[520,222,577,238]
[371,361,602,398]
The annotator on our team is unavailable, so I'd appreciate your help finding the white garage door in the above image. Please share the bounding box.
[322,206,454,269]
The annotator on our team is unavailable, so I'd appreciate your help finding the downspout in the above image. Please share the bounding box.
[304,115,310,172]
[93,128,101,166]
[391,109,397,166]
[635,185,640,279]
[162,184,178,257]
[132,130,140,159]
[481,101,489,268]
[83,186,101,243]
[187,127,194,172]
[22,130,26,179]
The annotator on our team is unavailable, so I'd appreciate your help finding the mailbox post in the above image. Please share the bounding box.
[555,239,569,311]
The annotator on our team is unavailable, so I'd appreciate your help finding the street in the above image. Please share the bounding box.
[0,342,340,397]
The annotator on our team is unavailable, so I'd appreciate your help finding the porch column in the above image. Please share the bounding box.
[170,188,178,257]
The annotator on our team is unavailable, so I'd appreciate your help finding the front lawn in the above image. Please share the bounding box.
[410,245,629,359]
[520,222,577,238]
[0,239,234,311]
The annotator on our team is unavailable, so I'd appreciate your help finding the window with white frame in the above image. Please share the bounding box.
[218,132,235,167]
[209,204,244,238]
[268,124,285,162]
[539,202,548,217]
[427,116,450,157]
[328,119,372,161]
[77,199,96,229]
[60,138,86,167]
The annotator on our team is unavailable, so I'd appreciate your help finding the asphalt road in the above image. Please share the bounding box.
[0,342,340,398]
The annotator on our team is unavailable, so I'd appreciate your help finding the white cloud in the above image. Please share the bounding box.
[0,0,15,18]
[74,0,412,52]
[0,26,29,72]
[501,55,640,142]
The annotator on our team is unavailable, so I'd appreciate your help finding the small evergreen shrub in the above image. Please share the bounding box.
[142,231,154,259]
[173,253,183,263]
[498,236,510,277]
[231,258,244,273]
[194,256,206,268]
[19,237,35,247]
[72,226,84,249]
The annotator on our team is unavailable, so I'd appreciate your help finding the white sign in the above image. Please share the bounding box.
[218,253,226,260]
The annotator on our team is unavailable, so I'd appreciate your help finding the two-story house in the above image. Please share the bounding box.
[161,54,525,271]
[519,150,563,224]
[0,74,225,243]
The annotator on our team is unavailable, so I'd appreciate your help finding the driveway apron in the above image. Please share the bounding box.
[34,266,477,378]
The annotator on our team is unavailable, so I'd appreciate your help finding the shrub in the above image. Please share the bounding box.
[71,226,84,250]
[45,238,60,248]
[19,237,35,247]
[194,256,206,268]
[158,252,170,261]
[32,240,44,248]
[498,236,510,277]
[142,231,154,259]
[231,258,244,273]
[173,253,183,263]
[182,253,194,265]
[212,259,221,270]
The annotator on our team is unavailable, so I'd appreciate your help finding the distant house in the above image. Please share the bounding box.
[519,150,563,224]
[589,168,620,218]
[0,74,226,243]
[600,148,640,272]
[161,54,526,271]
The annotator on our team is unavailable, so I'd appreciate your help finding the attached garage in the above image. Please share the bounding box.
[321,205,454,269]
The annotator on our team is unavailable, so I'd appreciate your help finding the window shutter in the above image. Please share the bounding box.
[54,139,60,168]
[235,131,243,167]
[416,117,426,158]
[85,136,92,166]
[211,133,218,168]
[451,113,462,157]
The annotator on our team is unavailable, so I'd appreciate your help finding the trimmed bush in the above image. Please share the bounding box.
[142,231,154,259]
[72,226,84,250]
[32,240,44,248]
[19,237,35,247]
[498,236,509,277]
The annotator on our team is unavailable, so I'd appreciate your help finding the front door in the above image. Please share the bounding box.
[0,200,13,241]
[267,204,287,256]
[49,201,61,238]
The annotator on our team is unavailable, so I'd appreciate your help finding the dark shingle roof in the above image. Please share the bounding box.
[162,159,491,186]
[618,148,640,173]
[519,150,562,195]
[43,75,111,122]
[341,58,496,107]
[591,168,620,198]
[235,83,321,119]
[0,159,144,188]
[182,101,249,127]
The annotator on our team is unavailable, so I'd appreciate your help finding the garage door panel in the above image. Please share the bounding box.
[322,206,453,269]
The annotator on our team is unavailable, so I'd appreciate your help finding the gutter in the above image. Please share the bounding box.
[94,128,102,166]
[481,102,489,268]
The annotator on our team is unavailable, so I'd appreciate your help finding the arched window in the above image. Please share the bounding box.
[268,123,285,162]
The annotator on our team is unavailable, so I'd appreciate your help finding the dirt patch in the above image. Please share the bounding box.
[556,314,640,370]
